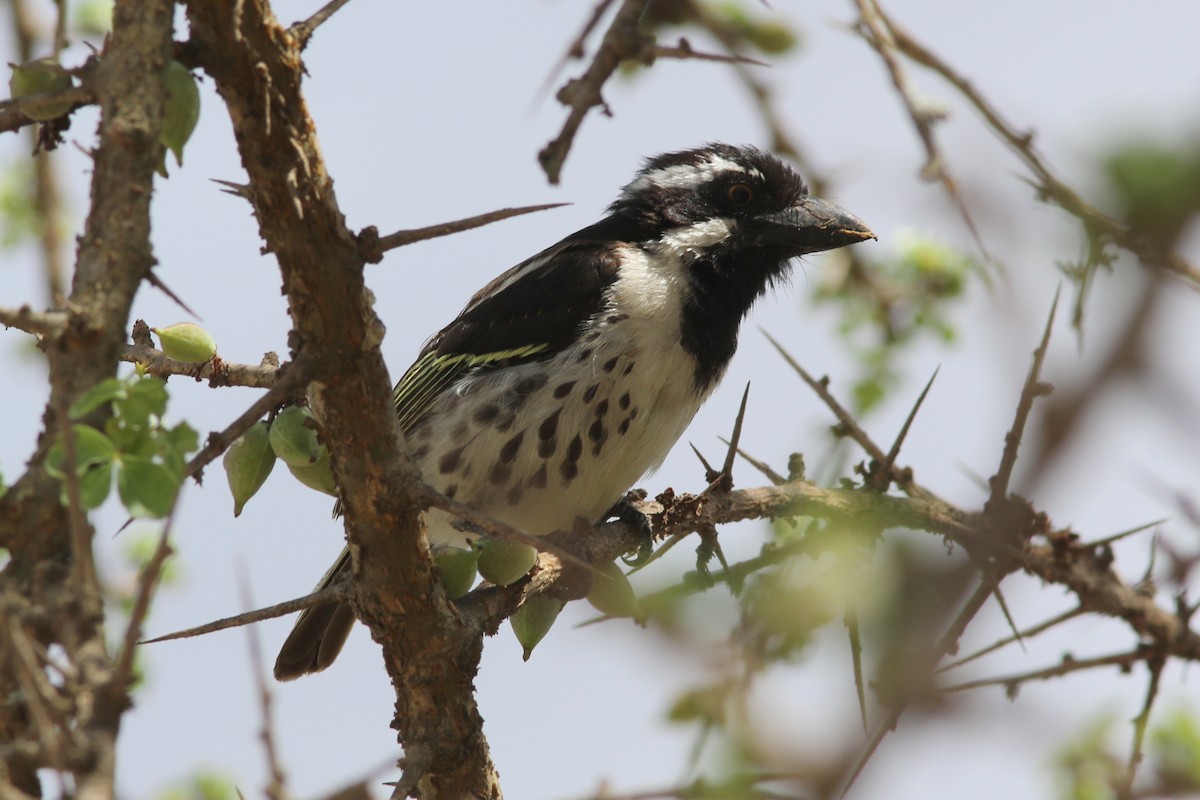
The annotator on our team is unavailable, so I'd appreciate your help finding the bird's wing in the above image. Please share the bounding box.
[393,234,623,433]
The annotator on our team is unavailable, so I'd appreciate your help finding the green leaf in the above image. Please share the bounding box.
[75,460,113,509]
[120,376,168,425]
[158,61,201,176]
[69,377,126,419]
[152,322,216,363]
[46,424,116,478]
[509,595,563,660]
[117,455,180,518]
[224,421,276,516]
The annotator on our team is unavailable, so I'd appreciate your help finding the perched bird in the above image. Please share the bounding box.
[274,143,873,680]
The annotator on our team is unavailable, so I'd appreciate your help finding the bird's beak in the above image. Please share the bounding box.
[754,196,875,255]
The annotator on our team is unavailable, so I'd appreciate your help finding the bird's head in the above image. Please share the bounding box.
[609,143,873,263]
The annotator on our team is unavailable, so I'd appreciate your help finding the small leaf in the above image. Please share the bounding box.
[268,406,323,467]
[120,376,169,425]
[8,57,74,121]
[46,424,116,478]
[69,377,126,419]
[117,454,180,518]
[586,560,641,619]
[75,460,113,509]
[510,595,563,660]
[223,421,276,516]
[477,538,538,587]
[158,61,200,175]
[435,546,480,599]
[286,450,337,496]
[152,323,216,364]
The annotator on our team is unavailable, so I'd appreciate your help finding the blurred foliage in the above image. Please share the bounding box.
[643,0,802,57]
[0,161,40,249]
[1149,707,1200,794]
[158,770,238,800]
[815,232,972,414]
[45,371,199,518]
[1103,138,1200,251]
[73,0,114,38]
[1054,707,1200,800]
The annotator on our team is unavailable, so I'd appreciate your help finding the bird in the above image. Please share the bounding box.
[273,143,874,680]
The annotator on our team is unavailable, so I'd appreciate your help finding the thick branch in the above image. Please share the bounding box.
[183,2,499,796]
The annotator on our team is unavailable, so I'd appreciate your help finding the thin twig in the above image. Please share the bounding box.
[986,288,1058,509]
[0,304,69,337]
[841,578,995,795]
[236,566,289,800]
[1122,653,1165,799]
[943,648,1151,693]
[141,582,348,644]
[937,605,1085,673]
[879,9,1200,287]
[109,516,176,705]
[360,203,569,263]
[719,439,787,486]
[539,0,655,183]
[289,0,354,48]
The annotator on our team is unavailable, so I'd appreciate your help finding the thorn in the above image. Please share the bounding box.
[884,365,939,469]
[719,383,751,485]
[689,442,719,484]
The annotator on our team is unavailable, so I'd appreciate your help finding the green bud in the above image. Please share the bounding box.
[476,538,538,587]
[510,595,564,661]
[9,57,73,121]
[159,60,200,176]
[223,420,275,516]
[435,546,480,599]
[152,322,217,364]
[586,560,641,619]
[268,406,324,467]
[287,449,337,496]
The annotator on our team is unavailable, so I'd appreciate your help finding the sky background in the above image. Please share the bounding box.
[2,1,1200,798]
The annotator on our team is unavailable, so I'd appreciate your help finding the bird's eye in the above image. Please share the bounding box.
[727,183,753,207]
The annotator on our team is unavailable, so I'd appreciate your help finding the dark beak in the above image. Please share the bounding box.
[753,195,875,255]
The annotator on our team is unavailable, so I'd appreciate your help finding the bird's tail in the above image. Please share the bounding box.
[273,546,356,681]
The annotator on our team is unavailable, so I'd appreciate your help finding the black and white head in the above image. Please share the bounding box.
[604,143,874,386]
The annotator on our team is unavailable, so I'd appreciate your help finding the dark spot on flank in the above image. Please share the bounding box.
[538,438,557,458]
[560,461,578,482]
[438,447,463,475]
[495,411,516,432]
[529,463,548,488]
[452,421,470,443]
[577,348,593,363]
[473,404,500,426]
[445,484,458,499]
[489,462,511,486]
[588,419,607,454]
[623,362,635,376]
[594,399,609,420]
[618,418,631,435]
[602,356,619,373]
[413,423,433,441]
[499,431,524,464]
[553,381,575,399]
[629,407,639,419]
[583,330,602,343]
[582,383,598,404]
[515,373,549,395]
[506,485,524,506]
[538,409,561,441]
[566,435,583,464]
[411,443,431,460]
[619,392,631,410]
[605,312,629,324]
